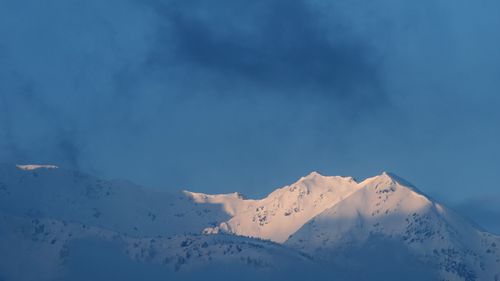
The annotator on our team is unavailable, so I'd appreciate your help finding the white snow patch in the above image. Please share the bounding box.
[16,164,58,171]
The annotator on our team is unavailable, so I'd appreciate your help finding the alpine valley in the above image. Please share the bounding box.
[0,164,498,281]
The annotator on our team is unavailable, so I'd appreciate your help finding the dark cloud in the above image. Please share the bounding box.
[0,0,499,199]
[146,0,386,107]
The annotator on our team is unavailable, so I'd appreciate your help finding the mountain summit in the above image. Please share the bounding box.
[193,171,500,280]
[193,171,421,243]
[194,172,361,242]
[287,172,499,281]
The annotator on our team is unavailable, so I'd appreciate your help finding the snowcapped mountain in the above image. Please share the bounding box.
[187,171,360,243]
[0,211,315,281]
[286,172,500,281]
[0,164,230,237]
[0,164,499,281]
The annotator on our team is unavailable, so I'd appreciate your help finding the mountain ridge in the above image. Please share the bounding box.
[287,172,500,281]
[0,164,498,281]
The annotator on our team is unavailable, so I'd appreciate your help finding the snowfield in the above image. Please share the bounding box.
[0,164,498,281]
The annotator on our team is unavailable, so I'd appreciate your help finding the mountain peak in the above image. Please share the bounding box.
[299,171,357,184]
[361,171,416,189]
[183,190,246,203]
[302,171,323,179]
[15,164,58,171]
[384,172,417,187]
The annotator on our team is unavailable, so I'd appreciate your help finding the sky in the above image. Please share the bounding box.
[1,0,499,205]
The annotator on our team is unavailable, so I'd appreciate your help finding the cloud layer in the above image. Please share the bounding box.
[1,0,499,198]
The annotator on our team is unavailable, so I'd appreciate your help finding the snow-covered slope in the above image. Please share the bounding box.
[0,211,316,281]
[187,172,360,243]
[286,172,500,281]
[1,164,499,281]
[0,164,230,236]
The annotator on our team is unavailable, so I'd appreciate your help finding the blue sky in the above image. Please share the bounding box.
[1,0,499,204]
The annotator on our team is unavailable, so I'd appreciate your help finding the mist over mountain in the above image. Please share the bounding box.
[0,164,498,281]
[453,196,500,235]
